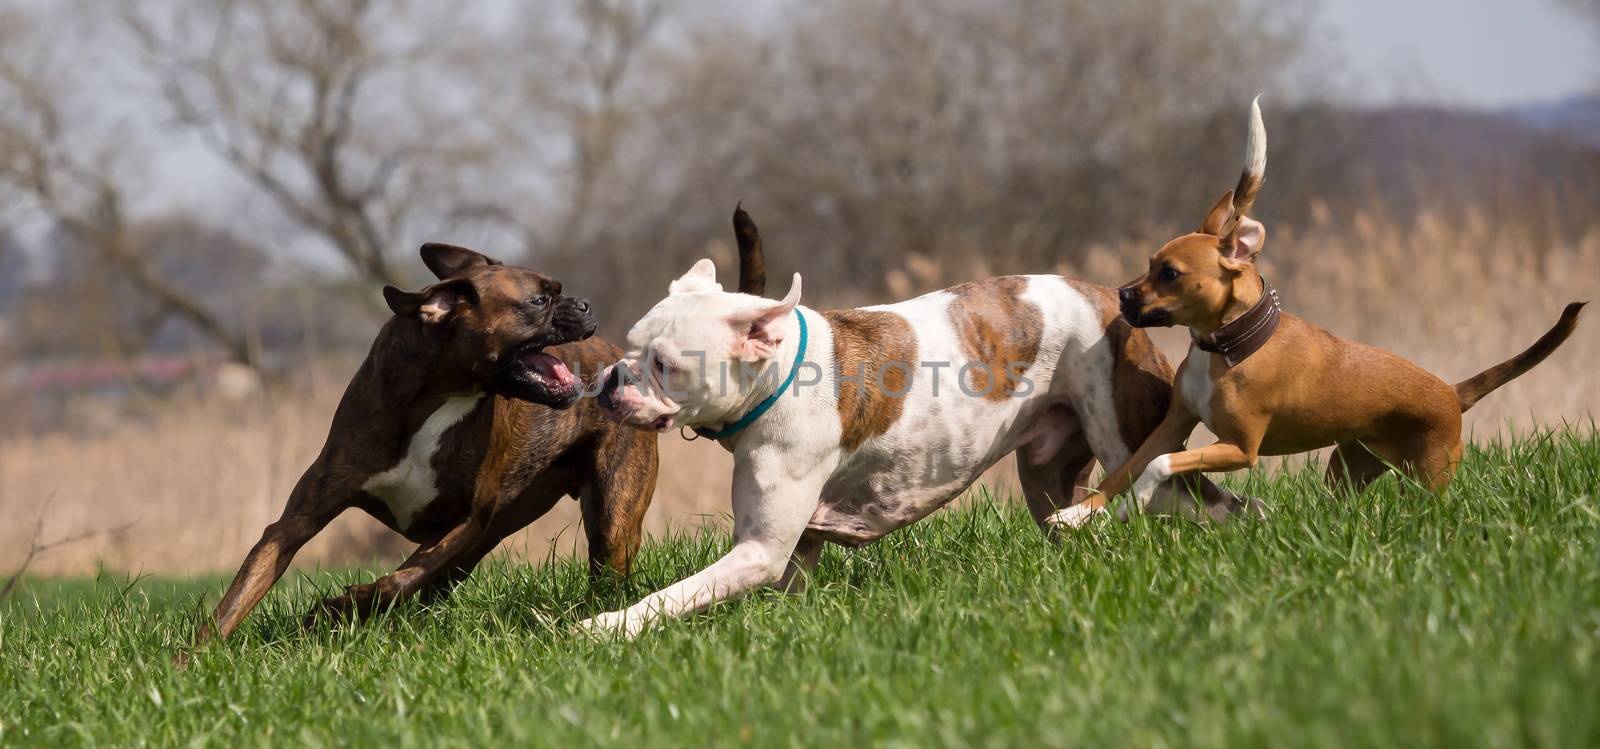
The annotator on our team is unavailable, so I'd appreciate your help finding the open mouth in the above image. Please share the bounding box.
[1124,308,1172,328]
[506,342,581,406]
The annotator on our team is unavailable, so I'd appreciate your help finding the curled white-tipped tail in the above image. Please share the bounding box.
[1244,94,1266,181]
[1230,94,1267,220]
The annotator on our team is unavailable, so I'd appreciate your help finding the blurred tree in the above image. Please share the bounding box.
[123,0,505,288]
[0,7,259,367]
[9,218,270,360]
[536,0,1318,326]
[123,0,680,292]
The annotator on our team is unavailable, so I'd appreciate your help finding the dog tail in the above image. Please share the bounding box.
[1455,302,1586,412]
[1229,95,1267,223]
[733,201,767,297]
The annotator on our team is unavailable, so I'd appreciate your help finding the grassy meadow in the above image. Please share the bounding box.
[3,429,1598,747]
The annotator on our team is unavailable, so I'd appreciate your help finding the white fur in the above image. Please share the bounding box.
[1179,350,1215,426]
[581,269,1158,638]
[361,393,483,530]
[1244,94,1266,180]
[1046,503,1105,529]
[1133,454,1174,508]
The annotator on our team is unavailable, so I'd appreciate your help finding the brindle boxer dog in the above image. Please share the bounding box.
[583,209,1257,638]
[190,243,669,648]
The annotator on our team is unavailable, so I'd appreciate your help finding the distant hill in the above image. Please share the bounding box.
[1255,97,1600,235]
[1509,95,1600,148]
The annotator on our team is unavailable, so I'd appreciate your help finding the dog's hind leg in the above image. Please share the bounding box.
[775,533,825,594]
[315,483,569,621]
[1389,428,1463,494]
[1017,427,1096,535]
[1325,442,1390,495]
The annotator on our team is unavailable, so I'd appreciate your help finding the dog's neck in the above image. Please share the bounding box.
[1193,270,1266,336]
[333,318,483,438]
[709,309,806,429]
[1190,271,1281,367]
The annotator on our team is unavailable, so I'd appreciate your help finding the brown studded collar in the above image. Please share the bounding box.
[1193,279,1281,367]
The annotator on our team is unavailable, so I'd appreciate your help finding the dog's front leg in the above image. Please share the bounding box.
[579,441,831,639]
[1051,406,1199,529]
[192,467,348,647]
[1131,442,1260,509]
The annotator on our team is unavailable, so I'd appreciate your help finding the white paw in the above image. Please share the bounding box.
[575,611,641,640]
[1046,503,1106,529]
[1132,455,1174,508]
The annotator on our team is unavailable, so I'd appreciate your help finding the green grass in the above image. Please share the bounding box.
[3,430,1599,747]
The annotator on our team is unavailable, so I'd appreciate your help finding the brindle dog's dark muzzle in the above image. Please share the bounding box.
[499,296,597,408]
[549,297,598,346]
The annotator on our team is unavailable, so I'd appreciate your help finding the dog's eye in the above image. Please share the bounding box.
[1158,267,1181,282]
[527,295,549,308]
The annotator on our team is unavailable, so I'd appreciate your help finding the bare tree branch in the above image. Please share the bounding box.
[122,0,493,288]
[0,6,261,368]
[0,493,138,601]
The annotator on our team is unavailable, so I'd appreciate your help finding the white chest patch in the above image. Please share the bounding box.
[1179,352,1215,425]
[361,393,484,530]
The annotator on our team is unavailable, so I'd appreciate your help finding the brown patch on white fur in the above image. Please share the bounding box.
[947,276,1043,401]
[822,310,917,451]
[1068,281,1176,449]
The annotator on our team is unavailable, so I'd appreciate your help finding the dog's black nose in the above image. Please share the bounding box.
[573,298,590,314]
[1118,286,1139,305]
[598,364,625,407]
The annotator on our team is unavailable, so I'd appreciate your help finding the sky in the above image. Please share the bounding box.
[1319,0,1598,106]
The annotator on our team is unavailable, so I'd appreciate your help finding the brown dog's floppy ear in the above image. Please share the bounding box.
[383,278,477,323]
[1199,190,1235,236]
[1220,216,1266,270]
[420,243,501,280]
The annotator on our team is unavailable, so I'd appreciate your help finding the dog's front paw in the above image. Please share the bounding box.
[1046,503,1107,530]
[576,610,643,640]
[1132,455,1174,509]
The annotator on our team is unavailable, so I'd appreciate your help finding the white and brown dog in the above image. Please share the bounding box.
[586,232,1254,636]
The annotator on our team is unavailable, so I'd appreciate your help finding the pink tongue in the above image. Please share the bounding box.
[521,351,576,388]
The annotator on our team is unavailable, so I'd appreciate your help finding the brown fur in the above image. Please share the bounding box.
[1088,193,1584,511]
[947,276,1043,401]
[733,203,766,298]
[190,245,658,652]
[821,309,917,451]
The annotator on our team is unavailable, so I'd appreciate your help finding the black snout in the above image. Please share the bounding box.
[1117,286,1141,317]
[596,364,625,412]
[548,296,598,345]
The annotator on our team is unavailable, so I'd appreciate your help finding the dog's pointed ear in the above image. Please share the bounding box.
[421,243,500,280]
[1199,190,1235,236]
[731,273,801,361]
[669,258,722,294]
[1220,216,1266,270]
[384,278,477,323]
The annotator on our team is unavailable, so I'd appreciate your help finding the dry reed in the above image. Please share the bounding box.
[2,213,1594,575]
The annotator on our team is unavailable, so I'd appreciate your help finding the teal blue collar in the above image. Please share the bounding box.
[693,309,807,441]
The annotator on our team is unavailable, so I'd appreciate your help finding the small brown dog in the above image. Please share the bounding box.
[1053,98,1585,526]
